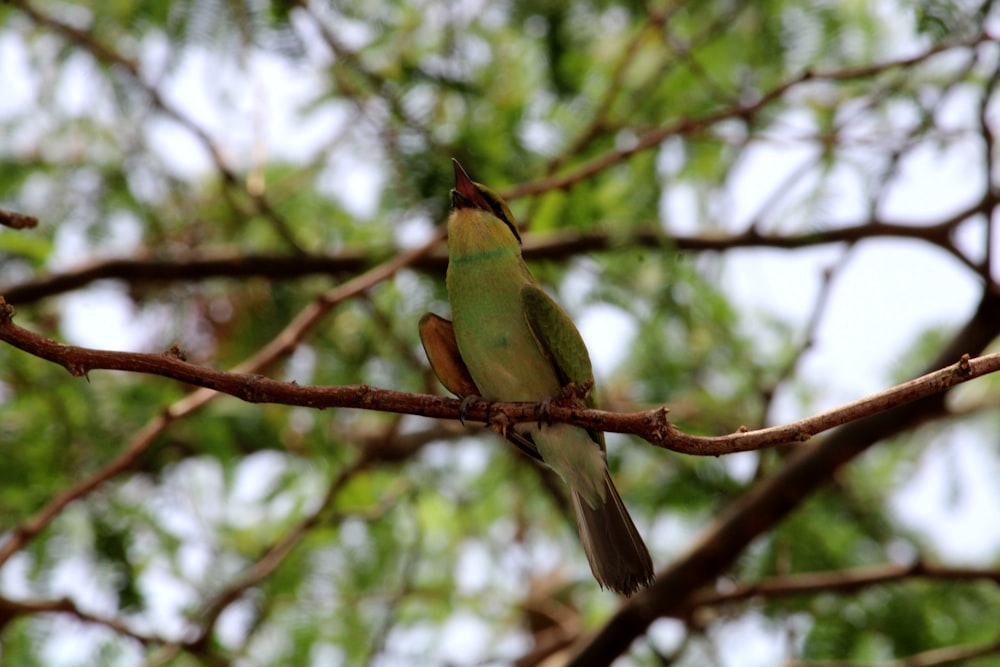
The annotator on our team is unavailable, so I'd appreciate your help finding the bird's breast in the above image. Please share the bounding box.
[446,258,561,401]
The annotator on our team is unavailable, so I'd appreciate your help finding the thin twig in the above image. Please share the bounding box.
[757,252,851,431]
[0,208,38,230]
[8,0,305,252]
[503,30,996,200]
[689,561,1000,609]
[0,595,162,644]
[0,228,445,567]
[976,52,1000,283]
[783,635,1000,667]
[146,462,410,664]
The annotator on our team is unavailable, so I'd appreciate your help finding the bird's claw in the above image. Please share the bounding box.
[537,381,590,427]
[537,395,553,428]
[569,380,594,402]
[458,394,481,425]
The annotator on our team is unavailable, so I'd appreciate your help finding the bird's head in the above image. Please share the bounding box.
[448,159,522,252]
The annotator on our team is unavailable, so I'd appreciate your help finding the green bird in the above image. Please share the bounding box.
[419,160,654,596]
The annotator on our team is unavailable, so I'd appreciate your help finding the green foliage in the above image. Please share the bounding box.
[1,0,998,665]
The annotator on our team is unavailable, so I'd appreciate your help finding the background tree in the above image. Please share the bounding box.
[1,1,1000,666]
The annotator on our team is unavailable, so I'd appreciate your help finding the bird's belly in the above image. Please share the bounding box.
[456,321,561,402]
[482,338,548,398]
[447,256,562,401]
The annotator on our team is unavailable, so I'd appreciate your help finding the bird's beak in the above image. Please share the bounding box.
[451,159,492,211]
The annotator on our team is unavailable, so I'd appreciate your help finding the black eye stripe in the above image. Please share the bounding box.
[478,189,522,243]
[479,192,503,219]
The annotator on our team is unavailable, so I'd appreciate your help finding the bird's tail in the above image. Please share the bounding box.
[570,470,654,596]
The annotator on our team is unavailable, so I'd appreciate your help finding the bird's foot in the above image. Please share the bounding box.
[537,381,594,427]
[537,394,553,428]
[488,410,513,441]
[569,379,595,403]
[458,394,481,425]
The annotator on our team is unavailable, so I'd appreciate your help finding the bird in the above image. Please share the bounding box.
[418,159,654,596]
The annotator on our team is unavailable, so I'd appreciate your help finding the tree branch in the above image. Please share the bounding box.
[0,595,161,645]
[565,287,1000,666]
[783,635,1000,667]
[689,562,1000,610]
[0,208,38,230]
[0,230,444,567]
[9,0,306,253]
[2,297,999,458]
[504,29,996,200]
[2,199,985,305]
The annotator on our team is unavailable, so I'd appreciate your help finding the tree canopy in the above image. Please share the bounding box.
[2,1,1000,666]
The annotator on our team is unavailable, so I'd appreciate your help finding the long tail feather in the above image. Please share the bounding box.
[570,471,654,596]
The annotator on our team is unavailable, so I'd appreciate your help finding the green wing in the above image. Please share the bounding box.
[520,284,605,450]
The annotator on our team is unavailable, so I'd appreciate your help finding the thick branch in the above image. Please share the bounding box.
[566,288,1000,666]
